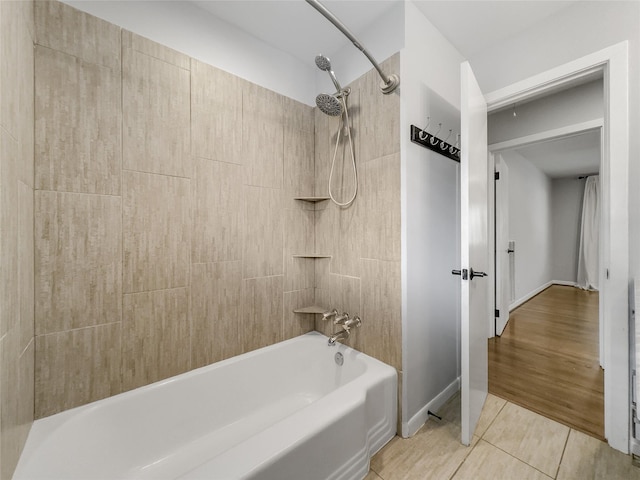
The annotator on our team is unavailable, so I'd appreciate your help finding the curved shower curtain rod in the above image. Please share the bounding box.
[305,0,400,94]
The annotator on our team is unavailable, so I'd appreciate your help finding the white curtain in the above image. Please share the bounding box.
[577,175,600,290]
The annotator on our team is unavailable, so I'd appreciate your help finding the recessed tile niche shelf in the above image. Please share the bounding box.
[292,306,327,314]
[293,196,330,202]
[292,254,332,258]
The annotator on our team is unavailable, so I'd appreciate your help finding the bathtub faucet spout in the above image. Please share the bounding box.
[328,329,350,346]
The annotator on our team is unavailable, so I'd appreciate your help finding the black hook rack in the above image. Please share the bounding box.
[410,124,460,163]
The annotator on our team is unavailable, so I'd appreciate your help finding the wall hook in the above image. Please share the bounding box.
[450,133,460,154]
[429,123,442,145]
[440,129,452,149]
[419,116,430,141]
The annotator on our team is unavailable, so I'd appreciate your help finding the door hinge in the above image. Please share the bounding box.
[495,171,500,180]
[495,309,500,317]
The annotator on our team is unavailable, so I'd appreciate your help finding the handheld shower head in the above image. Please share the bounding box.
[315,54,332,71]
[315,54,343,93]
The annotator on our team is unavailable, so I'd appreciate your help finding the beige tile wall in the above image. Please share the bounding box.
[0,0,35,477]
[35,191,122,334]
[314,55,402,392]
[122,288,190,391]
[33,1,317,419]
[34,0,123,419]
[122,171,190,293]
[122,36,191,178]
[32,0,402,432]
[34,46,121,195]
[35,323,121,418]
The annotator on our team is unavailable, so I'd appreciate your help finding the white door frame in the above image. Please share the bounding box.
[482,41,629,452]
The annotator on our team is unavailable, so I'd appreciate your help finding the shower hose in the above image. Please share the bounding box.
[328,96,357,207]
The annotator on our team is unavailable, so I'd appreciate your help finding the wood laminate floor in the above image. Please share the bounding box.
[488,285,604,440]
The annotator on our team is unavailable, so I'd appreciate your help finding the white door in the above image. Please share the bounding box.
[460,61,489,446]
[495,155,510,336]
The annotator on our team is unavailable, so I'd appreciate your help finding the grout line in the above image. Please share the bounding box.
[241,274,285,281]
[31,29,37,422]
[119,27,125,395]
[123,285,190,296]
[0,122,19,143]
[188,55,193,372]
[481,439,555,479]
[447,425,481,480]
[34,189,122,198]
[479,397,508,441]
[122,167,191,181]
[448,448,470,479]
[239,85,246,354]
[368,464,384,479]
[36,321,122,338]
[18,336,34,358]
[555,428,572,479]
[127,47,190,72]
[33,43,118,72]
[193,155,242,167]
[191,260,241,267]
[453,399,553,479]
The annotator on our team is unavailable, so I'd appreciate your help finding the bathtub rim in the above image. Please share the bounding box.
[16,331,397,480]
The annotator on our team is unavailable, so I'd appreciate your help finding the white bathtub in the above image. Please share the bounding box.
[14,332,397,480]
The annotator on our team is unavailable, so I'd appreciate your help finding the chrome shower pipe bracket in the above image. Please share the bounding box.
[380,74,400,94]
[336,87,351,98]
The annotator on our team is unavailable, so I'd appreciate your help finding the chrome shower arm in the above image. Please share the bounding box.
[305,0,399,94]
[327,69,343,93]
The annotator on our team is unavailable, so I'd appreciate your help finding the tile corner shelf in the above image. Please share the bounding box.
[293,306,327,314]
[293,196,330,202]
[292,254,332,258]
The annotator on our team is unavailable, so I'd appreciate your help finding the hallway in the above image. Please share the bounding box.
[488,285,603,439]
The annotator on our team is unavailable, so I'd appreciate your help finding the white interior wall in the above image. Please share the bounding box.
[502,150,553,305]
[469,0,639,285]
[470,3,637,452]
[551,177,586,284]
[488,80,603,145]
[400,0,465,437]
[63,0,317,104]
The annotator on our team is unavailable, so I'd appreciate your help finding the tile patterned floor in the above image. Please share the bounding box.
[366,392,640,480]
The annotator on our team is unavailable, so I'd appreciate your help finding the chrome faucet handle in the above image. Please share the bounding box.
[322,309,338,321]
[334,312,349,325]
[344,315,361,329]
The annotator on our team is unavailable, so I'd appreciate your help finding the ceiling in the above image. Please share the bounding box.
[193,1,399,64]
[192,1,579,62]
[512,130,601,179]
[192,0,596,177]
[412,1,578,58]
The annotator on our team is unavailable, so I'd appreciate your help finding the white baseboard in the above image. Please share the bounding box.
[402,376,460,438]
[509,281,552,311]
[509,280,578,311]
